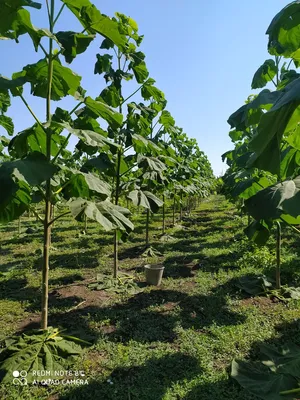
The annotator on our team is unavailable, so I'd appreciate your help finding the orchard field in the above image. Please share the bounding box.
[1,195,300,400]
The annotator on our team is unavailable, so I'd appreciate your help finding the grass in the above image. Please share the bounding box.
[0,195,300,399]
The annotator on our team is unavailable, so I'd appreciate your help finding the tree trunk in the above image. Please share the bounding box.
[84,214,87,233]
[42,0,54,330]
[42,191,51,329]
[162,194,165,235]
[146,208,150,247]
[113,149,122,278]
[18,216,21,236]
[276,221,281,289]
[180,191,183,222]
[172,195,176,226]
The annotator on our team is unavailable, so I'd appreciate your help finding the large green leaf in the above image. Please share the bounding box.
[61,0,127,50]
[280,146,300,180]
[129,52,149,83]
[251,60,278,89]
[84,96,123,129]
[63,171,110,200]
[0,1,41,41]
[12,58,81,100]
[94,54,113,75]
[0,75,27,93]
[159,110,175,129]
[84,153,115,175]
[231,176,271,200]
[69,198,133,232]
[127,189,163,213]
[9,124,61,157]
[227,90,280,131]
[52,121,114,149]
[99,84,121,108]
[141,78,165,102]
[281,176,300,217]
[244,220,271,246]
[247,79,300,176]
[231,359,297,400]
[245,179,299,220]
[132,134,161,155]
[236,275,274,295]
[0,180,31,223]
[0,327,87,384]
[56,31,95,63]
[0,152,58,186]
[267,2,300,62]
[260,343,300,377]
[0,90,11,113]
[137,155,166,172]
[0,115,13,135]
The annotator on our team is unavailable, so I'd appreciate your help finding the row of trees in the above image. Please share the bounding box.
[222,4,300,399]
[0,0,214,330]
[222,3,300,285]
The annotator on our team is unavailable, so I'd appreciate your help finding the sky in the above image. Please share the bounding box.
[0,0,290,176]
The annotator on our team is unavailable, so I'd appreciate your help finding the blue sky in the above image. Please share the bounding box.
[1,0,288,175]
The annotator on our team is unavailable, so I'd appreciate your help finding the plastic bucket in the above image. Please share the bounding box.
[144,264,165,286]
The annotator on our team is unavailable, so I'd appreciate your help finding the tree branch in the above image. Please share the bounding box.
[48,211,71,227]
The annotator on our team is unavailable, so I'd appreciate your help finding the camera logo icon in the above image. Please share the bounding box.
[12,370,28,385]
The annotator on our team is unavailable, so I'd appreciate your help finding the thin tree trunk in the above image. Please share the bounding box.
[180,191,183,222]
[113,149,122,278]
[42,194,51,329]
[18,216,21,236]
[84,214,87,233]
[276,221,281,289]
[42,0,54,330]
[162,194,165,235]
[146,208,150,247]
[172,195,176,226]
[113,50,123,279]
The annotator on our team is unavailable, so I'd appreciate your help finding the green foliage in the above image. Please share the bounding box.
[69,198,134,232]
[223,2,300,247]
[251,59,278,89]
[12,58,82,100]
[232,343,300,400]
[88,273,141,294]
[267,1,300,62]
[0,327,90,384]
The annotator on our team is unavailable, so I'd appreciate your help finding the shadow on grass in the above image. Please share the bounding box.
[36,287,248,344]
[60,353,203,400]
[48,273,85,287]
[162,250,240,278]
[184,318,300,400]
[33,249,100,270]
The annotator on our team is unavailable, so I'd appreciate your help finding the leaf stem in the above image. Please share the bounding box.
[48,211,71,227]
[29,206,44,223]
[267,72,277,88]
[287,59,293,70]
[52,101,83,163]
[120,81,147,106]
[17,90,44,128]
[45,0,51,21]
[53,3,65,26]
[39,43,48,58]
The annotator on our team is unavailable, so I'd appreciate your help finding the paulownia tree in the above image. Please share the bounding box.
[0,0,138,331]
